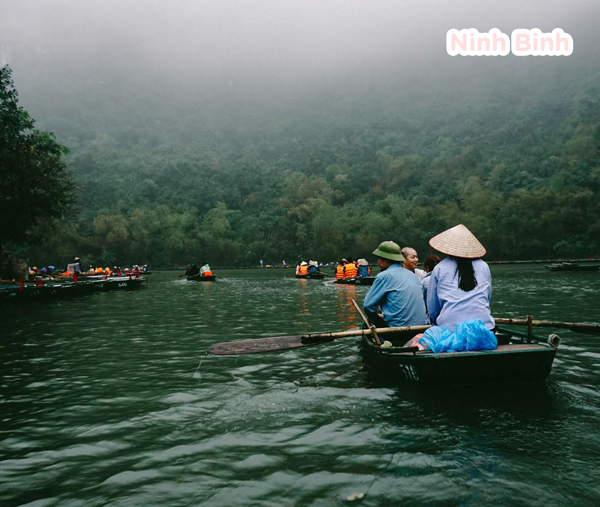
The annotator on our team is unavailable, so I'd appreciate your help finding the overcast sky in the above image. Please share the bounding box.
[2,1,598,81]
[1,0,599,130]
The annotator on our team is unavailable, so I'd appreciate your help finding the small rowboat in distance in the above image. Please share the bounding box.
[361,327,559,384]
[545,263,600,272]
[295,273,325,279]
[186,273,217,281]
[334,277,376,285]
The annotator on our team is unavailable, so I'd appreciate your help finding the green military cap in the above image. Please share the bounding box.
[372,241,405,262]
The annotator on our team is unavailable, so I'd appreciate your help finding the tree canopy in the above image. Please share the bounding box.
[0,65,75,250]
[11,60,600,268]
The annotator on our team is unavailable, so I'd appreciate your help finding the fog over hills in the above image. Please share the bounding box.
[1,1,599,266]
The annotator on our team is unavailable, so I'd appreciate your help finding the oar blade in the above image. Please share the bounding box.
[208,334,327,355]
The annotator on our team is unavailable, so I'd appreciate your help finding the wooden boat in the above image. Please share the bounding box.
[334,277,376,285]
[361,327,558,384]
[0,282,85,302]
[545,262,600,272]
[88,277,146,291]
[186,273,216,281]
[0,276,146,302]
[295,272,325,279]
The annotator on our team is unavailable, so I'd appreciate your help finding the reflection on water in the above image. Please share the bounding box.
[334,284,361,329]
[1,266,600,506]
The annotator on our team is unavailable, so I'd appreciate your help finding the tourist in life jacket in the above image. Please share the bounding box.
[344,257,358,279]
[335,259,346,279]
[357,259,371,277]
[200,263,213,276]
[363,241,427,328]
[297,261,309,275]
[427,224,494,332]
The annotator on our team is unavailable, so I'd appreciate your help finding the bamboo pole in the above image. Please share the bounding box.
[495,317,600,334]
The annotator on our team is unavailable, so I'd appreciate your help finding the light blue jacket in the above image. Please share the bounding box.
[363,264,428,327]
[427,257,495,331]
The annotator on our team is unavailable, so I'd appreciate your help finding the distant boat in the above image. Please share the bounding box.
[545,263,600,272]
[186,273,216,281]
[334,277,376,286]
[295,273,325,279]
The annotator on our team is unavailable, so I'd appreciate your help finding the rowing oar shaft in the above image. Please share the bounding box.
[350,298,382,345]
[301,324,431,342]
[207,324,432,355]
[495,317,600,334]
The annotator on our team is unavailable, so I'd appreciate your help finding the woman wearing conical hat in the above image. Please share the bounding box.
[427,224,495,332]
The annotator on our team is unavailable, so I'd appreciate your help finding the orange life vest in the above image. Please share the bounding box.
[344,263,358,278]
[298,265,308,275]
[202,271,214,276]
[336,265,345,279]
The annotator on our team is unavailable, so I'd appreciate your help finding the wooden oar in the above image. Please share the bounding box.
[351,298,382,345]
[207,324,432,355]
[495,317,600,335]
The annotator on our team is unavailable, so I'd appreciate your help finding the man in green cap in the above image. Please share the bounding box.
[363,241,428,328]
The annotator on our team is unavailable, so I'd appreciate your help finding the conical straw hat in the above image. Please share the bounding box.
[429,224,486,259]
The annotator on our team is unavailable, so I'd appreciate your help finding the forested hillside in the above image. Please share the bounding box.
[11,51,600,267]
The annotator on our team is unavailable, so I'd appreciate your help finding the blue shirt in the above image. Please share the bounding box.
[427,257,495,331]
[363,264,428,327]
[357,266,370,277]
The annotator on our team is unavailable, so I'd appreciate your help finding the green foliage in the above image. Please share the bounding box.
[0,65,75,248]
[13,62,600,265]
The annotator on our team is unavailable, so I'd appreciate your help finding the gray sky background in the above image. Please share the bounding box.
[2,1,598,80]
[1,0,599,121]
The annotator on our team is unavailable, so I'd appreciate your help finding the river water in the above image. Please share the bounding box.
[1,266,600,506]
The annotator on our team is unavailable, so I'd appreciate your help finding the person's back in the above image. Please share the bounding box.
[308,264,318,275]
[427,257,494,331]
[364,263,427,328]
[335,263,345,279]
[298,264,308,275]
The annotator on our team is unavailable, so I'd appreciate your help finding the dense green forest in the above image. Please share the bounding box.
[8,53,600,268]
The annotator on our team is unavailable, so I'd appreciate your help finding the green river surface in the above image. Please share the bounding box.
[1,266,600,506]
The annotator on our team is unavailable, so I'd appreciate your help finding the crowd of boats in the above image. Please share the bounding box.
[0,258,149,302]
[4,237,599,386]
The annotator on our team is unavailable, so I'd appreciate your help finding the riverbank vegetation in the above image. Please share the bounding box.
[7,56,600,267]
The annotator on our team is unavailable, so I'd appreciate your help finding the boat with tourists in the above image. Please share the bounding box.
[0,276,146,302]
[208,323,562,384]
[183,263,216,281]
[360,326,559,384]
[545,262,600,272]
